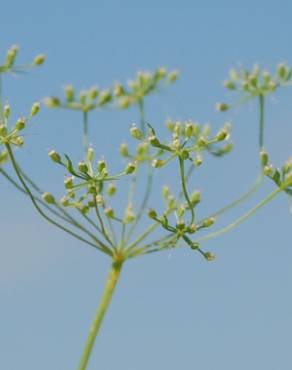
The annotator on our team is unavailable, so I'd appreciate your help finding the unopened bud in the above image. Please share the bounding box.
[184,123,194,138]
[223,80,236,90]
[204,252,215,261]
[78,161,88,174]
[99,90,112,105]
[118,96,130,109]
[64,176,74,189]
[152,159,165,168]
[107,183,116,196]
[87,147,94,162]
[64,85,75,102]
[104,207,114,218]
[60,196,70,207]
[260,150,269,167]
[148,208,157,219]
[125,162,136,174]
[216,128,229,141]
[88,86,99,100]
[120,143,129,157]
[97,159,106,173]
[168,70,179,82]
[202,217,216,228]
[6,45,18,67]
[4,104,11,119]
[215,103,229,112]
[15,118,26,131]
[42,192,55,204]
[33,54,46,65]
[30,102,40,116]
[49,150,61,163]
[277,63,288,80]
[44,97,61,108]
[190,191,201,205]
[148,134,160,147]
[15,137,24,146]
[130,125,143,140]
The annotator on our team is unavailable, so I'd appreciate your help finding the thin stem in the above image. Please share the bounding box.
[93,194,114,248]
[196,187,282,243]
[83,111,89,155]
[6,144,112,256]
[209,173,264,219]
[138,99,145,135]
[78,259,123,370]
[179,157,195,224]
[259,94,265,149]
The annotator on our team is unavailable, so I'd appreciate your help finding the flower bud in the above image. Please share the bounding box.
[193,155,203,167]
[88,86,99,100]
[148,208,157,219]
[180,149,189,160]
[202,217,216,228]
[113,83,124,97]
[96,194,105,206]
[120,143,129,157]
[15,137,24,146]
[204,252,215,261]
[15,118,26,131]
[216,128,229,141]
[118,96,130,109]
[263,165,274,177]
[64,85,75,102]
[130,125,143,140]
[0,124,7,136]
[49,150,62,163]
[87,147,94,162]
[152,159,165,168]
[60,196,70,207]
[166,119,175,131]
[44,97,61,108]
[187,223,197,234]
[215,103,229,112]
[260,150,269,167]
[124,204,135,223]
[42,192,55,204]
[190,242,199,250]
[190,191,201,205]
[176,221,185,230]
[30,102,40,117]
[97,159,106,173]
[168,70,179,82]
[64,176,74,189]
[33,54,46,65]
[79,90,87,105]
[6,45,18,67]
[4,104,11,119]
[162,185,170,198]
[277,63,288,80]
[125,162,136,174]
[197,137,207,148]
[184,123,194,138]
[156,67,167,79]
[78,161,89,174]
[99,90,112,105]
[104,207,114,218]
[223,80,236,90]
[284,173,292,187]
[148,134,160,147]
[107,183,116,196]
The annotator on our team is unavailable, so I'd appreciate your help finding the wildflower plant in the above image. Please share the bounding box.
[0,45,291,370]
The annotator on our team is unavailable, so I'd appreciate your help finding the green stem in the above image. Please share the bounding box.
[179,157,195,224]
[83,111,89,155]
[196,187,282,243]
[259,94,265,149]
[78,259,123,370]
[138,99,145,135]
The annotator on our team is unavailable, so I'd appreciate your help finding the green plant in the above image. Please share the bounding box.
[0,46,291,370]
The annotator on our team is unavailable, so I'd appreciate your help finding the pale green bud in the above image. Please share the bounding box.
[4,104,11,119]
[99,90,112,105]
[96,194,104,206]
[148,208,157,219]
[97,159,106,173]
[156,67,167,79]
[204,252,215,261]
[260,150,269,167]
[277,63,288,80]
[223,80,236,90]
[202,217,216,228]
[120,143,129,157]
[64,176,74,189]
[88,86,99,100]
[0,150,8,165]
[187,223,197,234]
[104,207,114,218]
[107,183,116,196]
[15,118,26,131]
[215,103,229,112]
[6,45,18,67]
[152,159,165,168]
[162,185,170,199]
[33,54,46,65]
[64,85,75,102]
[87,147,94,162]
[60,196,70,207]
[216,128,229,141]
[180,149,189,160]
[118,96,131,109]
[148,135,160,147]
[197,136,207,147]
[49,150,61,163]
[0,124,7,136]
[130,125,143,140]
[190,191,201,205]
[79,90,87,105]
[176,221,185,230]
[30,102,40,116]
[42,192,55,204]
[184,123,194,138]
[284,173,292,187]
[44,97,61,108]
[15,137,24,146]
[125,162,136,174]
[168,70,179,82]
[166,119,175,131]
[113,84,124,97]
[124,204,135,223]
[193,155,203,167]
[78,161,89,174]
[263,165,274,177]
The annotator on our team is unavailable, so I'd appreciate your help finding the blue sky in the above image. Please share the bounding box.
[1,1,292,370]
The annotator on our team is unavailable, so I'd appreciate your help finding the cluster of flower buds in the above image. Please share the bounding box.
[114,67,179,109]
[216,62,292,112]
[44,85,112,112]
[0,45,45,74]
[47,146,135,217]
[0,102,40,157]
[260,150,292,194]
[140,119,232,169]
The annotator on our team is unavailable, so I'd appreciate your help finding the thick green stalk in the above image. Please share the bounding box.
[78,259,123,370]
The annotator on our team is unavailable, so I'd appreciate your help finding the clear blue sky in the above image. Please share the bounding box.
[1,1,292,370]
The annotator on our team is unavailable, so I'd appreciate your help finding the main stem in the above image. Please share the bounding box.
[78,259,123,370]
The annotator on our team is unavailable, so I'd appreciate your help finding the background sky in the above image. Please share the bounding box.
[1,1,292,370]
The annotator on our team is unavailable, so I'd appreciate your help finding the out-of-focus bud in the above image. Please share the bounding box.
[202,217,216,228]
[48,150,62,163]
[130,125,143,140]
[4,104,11,119]
[118,96,131,109]
[113,83,124,97]
[216,128,229,141]
[6,45,18,67]
[190,191,201,206]
[88,86,99,100]
[215,102,229,112]
[223,80,236,90]
[15,137,24,146]
[148,208,157,219]
[60,196,70,207]
[107,183,116,196]
[64,176,74,189]
[87,147,94,162]
[120,143,129,157]
[42,192,55,204]
[204,252,215,261]
[78,161,89,174]
[64,85,75,102]
[104,207,114,218]
[260,150,269,167]
[44,97,61,108]
[15,118,26,131]
[152,159,165,168]
[125,162,136,174]
[33,54,46,66]
[30,102,40,116]
[168,70,179,82]
[99,90,112,105]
